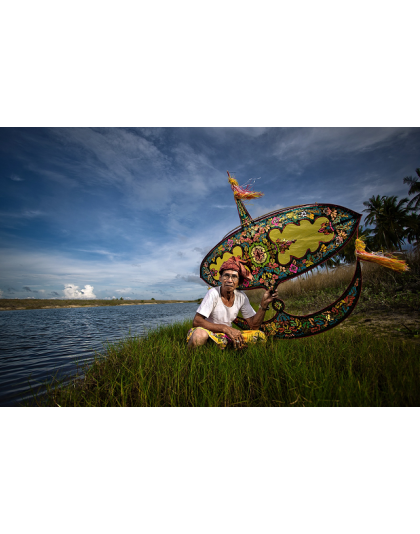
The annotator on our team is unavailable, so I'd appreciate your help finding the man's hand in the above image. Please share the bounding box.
[260,288,278,310]
[224,326,245,349]
[193,313,245,349]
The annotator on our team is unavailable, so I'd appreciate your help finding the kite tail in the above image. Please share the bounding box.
[355,238,409,272]
[227,171,264,200]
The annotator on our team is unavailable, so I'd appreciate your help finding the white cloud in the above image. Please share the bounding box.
[252,203,284,218]
[0,209,45,220]
[75,248,120,261]
[10,174,24,181]
[0,289,3,297]
[39,169,79,188]
[115,288,133,293]
[175,274,207,286]
[63,284,97,299]
[273,128,412,170]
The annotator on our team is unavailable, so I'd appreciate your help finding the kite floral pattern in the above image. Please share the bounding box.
[318,221,334,235]
[277,238,297,253]
[200,201,361,290]
[249,242,270,267]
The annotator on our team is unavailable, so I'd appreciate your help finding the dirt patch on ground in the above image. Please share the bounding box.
[336,309,420,342]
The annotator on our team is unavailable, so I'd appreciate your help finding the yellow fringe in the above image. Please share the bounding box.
[227,173,264,200]
[234,191,264,200]
[355,238,409,272]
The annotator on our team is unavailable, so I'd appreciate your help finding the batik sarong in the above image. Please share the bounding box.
[186,327,266,349]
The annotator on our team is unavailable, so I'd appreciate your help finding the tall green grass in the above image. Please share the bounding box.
[36,319,420,407]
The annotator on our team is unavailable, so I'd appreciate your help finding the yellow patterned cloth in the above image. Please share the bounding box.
[186,327,266,350]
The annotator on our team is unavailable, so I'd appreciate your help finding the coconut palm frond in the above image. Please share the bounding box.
[403,168,420,211]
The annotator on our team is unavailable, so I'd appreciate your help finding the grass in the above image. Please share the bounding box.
[27,254,420,407]
[33,318,420,407]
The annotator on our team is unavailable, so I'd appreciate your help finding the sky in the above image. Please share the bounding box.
[1,127,419,300]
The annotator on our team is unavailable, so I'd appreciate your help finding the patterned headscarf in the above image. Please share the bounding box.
[219,256,253,281]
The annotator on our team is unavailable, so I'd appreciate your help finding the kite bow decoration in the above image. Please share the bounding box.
[199,171,364,339]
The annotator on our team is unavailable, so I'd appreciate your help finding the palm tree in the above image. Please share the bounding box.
[403,168,420,211]
[405,212,420,250]
[363,195,410,250]
[362,195,384,227]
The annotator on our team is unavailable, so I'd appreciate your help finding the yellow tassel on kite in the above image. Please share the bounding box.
[355,238,409,272]
[227,171,264,200]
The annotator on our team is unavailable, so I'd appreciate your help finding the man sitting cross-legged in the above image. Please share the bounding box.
[187,256,277,350]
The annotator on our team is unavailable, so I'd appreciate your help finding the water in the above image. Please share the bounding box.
[0,303,197,406]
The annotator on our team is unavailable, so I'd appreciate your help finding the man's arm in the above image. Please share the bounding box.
[245,288,278,330]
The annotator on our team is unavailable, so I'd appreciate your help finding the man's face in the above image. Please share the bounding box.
[220,269,240,290]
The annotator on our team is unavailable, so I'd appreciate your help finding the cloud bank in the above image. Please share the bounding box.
[63,284,97,299]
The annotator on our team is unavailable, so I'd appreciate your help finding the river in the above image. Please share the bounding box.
[0,303,198,406]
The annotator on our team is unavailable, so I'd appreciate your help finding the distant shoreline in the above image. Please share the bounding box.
[0,299,199,311]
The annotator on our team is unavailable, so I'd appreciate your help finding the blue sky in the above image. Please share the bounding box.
[1,127,419,300]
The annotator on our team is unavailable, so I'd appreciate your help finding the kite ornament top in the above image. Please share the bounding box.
[227,171,264,201]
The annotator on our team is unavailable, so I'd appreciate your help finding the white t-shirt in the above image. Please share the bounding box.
[196,287,256,327]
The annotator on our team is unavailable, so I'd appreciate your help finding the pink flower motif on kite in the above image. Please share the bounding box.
[318,221,334,235]
[276,238,297,254]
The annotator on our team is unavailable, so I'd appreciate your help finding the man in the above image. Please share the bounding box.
[187,256,277,349]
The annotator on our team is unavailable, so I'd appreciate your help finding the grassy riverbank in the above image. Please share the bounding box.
[0,298,198,311]
[33,317,420,407]
[28,256,420,407]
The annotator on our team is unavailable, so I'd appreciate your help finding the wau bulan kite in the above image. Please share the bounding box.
[199,172,408,339]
